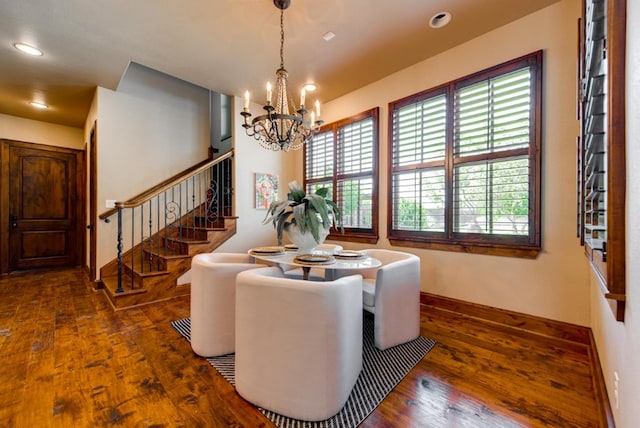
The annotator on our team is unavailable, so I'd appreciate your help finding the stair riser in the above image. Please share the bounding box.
[122,260,169,279]
[102,277,190,310]
[180,228,210,240]
[186,217,226,229]
[139,252,170,271]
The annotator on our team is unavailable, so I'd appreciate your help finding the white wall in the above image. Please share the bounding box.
[93,75,296,271]
[0,113,84,149]
[215,96,297,252]
[590,1,640,426]
[312,0,589,325]
[94,65,211,268]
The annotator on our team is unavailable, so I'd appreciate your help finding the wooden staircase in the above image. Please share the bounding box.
[96,152,236,310]
[99,215,237,309]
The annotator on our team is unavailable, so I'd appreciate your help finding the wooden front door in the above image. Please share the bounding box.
[5,142,83,272]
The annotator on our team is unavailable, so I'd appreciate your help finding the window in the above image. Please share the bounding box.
[388,52,542,257]
[578,0,626,321]
[304,108,379,243]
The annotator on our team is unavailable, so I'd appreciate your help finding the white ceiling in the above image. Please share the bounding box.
[0,0,561,128]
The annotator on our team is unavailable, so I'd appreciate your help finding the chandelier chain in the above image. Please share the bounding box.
[279,9,285,69]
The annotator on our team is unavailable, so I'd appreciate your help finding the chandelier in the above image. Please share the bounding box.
[241,0,323,152]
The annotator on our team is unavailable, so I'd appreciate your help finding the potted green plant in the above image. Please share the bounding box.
[263,180,343,250]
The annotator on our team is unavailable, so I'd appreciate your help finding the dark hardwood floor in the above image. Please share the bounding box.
[0,268,605,427]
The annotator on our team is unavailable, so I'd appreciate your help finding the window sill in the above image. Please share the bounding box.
[585,243,626,322]
[328,232,379,245]
[388,237,540,259]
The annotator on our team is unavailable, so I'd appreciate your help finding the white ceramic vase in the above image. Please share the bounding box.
[285,222,330,254]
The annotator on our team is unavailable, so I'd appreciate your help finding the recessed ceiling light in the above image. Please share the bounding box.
[303,82,317,92]
[429,12,452,29]
[13,42,43,56]
[322,31,336,42]
[30,101,48,109]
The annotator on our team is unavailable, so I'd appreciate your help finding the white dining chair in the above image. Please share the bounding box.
[338,249,421,350]
[189,252,262,357]
[235,266,363,421]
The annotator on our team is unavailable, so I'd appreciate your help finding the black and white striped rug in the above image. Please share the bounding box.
[171,313,435,428]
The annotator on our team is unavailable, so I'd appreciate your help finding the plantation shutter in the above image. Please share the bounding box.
[391,94,447,231]
[303,108,379,242]
[336,118,374,228]
[452,67,532,236]
[388,51,541,255]
[305,130,333,184]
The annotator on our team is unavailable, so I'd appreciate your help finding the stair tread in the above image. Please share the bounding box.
[148,251,192,259]
[123,266,171,277]
[168,238,210,244]
[101,276,148,295]
[186,226,227,231]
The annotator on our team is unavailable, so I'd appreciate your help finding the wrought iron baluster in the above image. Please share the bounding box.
[183,181,186,241]
[147,199,153,272]
[156,195,161,271]
[104,153,234,299]
[130,207,135,290]
[179,184,183,246]
[206,168,212,226]
[198,171,207,227]
[196,173,201,228]
[165,190,169,255]
[140,204,144,273]
[222,159,227,217]
[229,158,233,214]
[206,169,218,225]
[116,207,123,293]
[223,158,229,217]
[216,162,220,219]
[191,176,196,238]
[216,163,221,220]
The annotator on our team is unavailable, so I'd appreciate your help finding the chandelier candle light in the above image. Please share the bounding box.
[241,0,323,151]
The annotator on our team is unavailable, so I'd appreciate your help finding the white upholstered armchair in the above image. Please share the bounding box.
[339,249,421,350]
[189,252,262,357]
[235,266,363,421]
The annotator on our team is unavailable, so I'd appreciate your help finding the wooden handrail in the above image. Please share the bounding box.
[99,150,234,220]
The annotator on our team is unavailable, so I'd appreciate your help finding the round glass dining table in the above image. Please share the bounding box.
[248,247,381,280]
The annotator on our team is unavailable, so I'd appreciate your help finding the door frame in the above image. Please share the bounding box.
[0,139,85,275]
[88,122,98,281]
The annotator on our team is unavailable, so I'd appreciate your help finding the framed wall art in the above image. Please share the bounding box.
[255,172,279,210]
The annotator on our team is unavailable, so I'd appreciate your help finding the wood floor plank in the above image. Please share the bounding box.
[0,268,604,427]
[8,275,57,428]
[137,302,271,427]
[51,281,98,428]
[123,307,238,427]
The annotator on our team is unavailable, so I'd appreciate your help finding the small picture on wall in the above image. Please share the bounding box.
[255,172,279,210]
